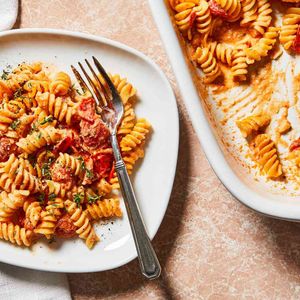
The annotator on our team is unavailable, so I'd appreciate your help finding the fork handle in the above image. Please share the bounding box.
[111,134,161,280]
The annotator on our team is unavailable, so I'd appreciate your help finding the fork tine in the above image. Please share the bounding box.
[71,65,91,95]
[84,59,109,107]
[92,56,120,99]
[78,61,103,106]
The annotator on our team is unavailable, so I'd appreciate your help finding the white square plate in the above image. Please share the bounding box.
[0,28,179,272]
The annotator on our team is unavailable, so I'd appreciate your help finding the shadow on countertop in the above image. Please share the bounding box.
[68,102,193,300]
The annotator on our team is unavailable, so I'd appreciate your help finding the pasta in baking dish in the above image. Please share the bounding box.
[168,0,300,184]
[0,62,151,249]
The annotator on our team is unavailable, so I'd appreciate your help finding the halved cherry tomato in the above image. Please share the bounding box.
[293,26,300,54]
[290,138,300,152]
[93,152,113,178]
[78,98,96,123]
[209,0,229,19]
[53,136,73,155]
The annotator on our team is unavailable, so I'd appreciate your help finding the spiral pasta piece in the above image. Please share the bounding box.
[231,44,248,81]
[120,118,151,152]
[0,101,25,126]
[0,173,16,193]
[240,0,258,26]
[12,114,35,137]
[110,147,144,189]
[46,198,64,217]
[1,63,42,96]
[0,190,30,222]
[64,200,99,249]
[193,47,222,83]
[194,0,212,35]
[49,72,71,96]
[35,92,75,125]
[45,180,69,198]
[34,210,57,238]
[118,103,136,135]
[236,114,271,137]
[208,41,234,66]
[16,126,62,154]
[245,27,279,62]
[250,134,282,178]
[23,200,42,228]
[253,0,272,36]
[95,178,112,196]
[0,154,42,193]
[55,153,85,178]
[0,222,33,247]
[86,198,122,221]
[23,80,49,98]
[280,7,300,51]
[214,0,242,22]
[109,74,137,105]
[173,0,199,40]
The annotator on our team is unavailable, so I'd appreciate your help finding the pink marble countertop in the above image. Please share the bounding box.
[17,0,300,299]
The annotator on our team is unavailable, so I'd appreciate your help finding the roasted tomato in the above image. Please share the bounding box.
[92,152,113,179]
[209,0,229,19]
[51,164,74,190]
[0,137,17,162]
[53,135,73,155]
[81,155,94,185]
[189,11,197,28]
[293,26,300,54]
[80,117,110,149]
[55,214,77,238]
[17,210,34,230]
[290,138,300,152]
[78,97,96,123]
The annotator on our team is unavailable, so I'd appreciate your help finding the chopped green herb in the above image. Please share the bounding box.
[73,193,83,207]
[86,169,94,179]
[10,119,20,130]
[76,88,83,96]
[1,70,9,80]
[87,194,100,203]
[41,163,51,180]
[37,193,45,203]
[36,132,42,140]
[13,88,23,99]
[27,154,36,167]
[40,115,54,125]
[48,193,57,201]
[77,156,85,171]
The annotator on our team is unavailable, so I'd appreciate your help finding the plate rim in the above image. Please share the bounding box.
[149,0,300,222]
[0,27,180,272]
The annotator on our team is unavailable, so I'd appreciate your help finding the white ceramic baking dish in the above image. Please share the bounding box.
[149,0,300,221]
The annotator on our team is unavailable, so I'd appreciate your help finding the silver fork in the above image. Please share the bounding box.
[71,57,161,279]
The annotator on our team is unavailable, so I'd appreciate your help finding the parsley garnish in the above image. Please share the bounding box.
[36,132,42,140]
[48,193,57,201]
[27,154,36,167]
[76,88,83,95]
[86,169,94,179]
[77,157,93,179]
[87,194,100,203]
[41,163,51,180]
[73,193,83,207]
[40,115,54,125]
[1,70,9,80]
[37,193,45,203]
[77,156,85,170]
[13,88,23,99]
[10,119,20,130]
